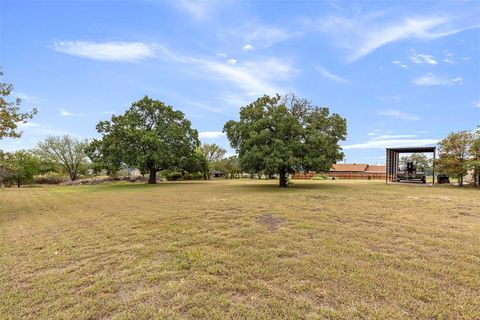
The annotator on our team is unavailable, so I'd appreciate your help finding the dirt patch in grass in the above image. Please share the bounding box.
[257,213,285,231]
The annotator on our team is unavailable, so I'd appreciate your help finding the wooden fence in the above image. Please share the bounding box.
[292,172,386,180]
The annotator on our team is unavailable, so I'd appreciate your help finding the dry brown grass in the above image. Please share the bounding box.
[1,180,479,319]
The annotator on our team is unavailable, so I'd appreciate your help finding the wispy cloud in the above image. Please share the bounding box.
[372,134,416,140]
[392,61,409,68]
[474,101,480,108]
[316,65,350,83]
[53,40,156,62]
[343,138,438,150]
[412,73,463,86]
[15,121,69,137]
[409,52,438,64]
[246,25,298,47]
[317,13,473,62]
[174,0,212,20]
[195,60,280,97]
[377,109,420,121]
[227,58,237,65]
[242,44,254,51]
[11,91,42,102]
[199,131,225,139]
[58,108,84,117]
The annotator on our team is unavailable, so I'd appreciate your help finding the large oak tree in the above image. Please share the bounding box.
[93,96,199,184]
[224,94,347,187]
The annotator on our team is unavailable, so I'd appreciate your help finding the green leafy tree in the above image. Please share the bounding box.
[85,138,123,177]
[181,147,209,179]
[36,135,88,181]
[468,130,480,187]
[94,96,199,184]
[213,155,240,179]
[0,150,9,187]
[400,153,432,174]
[199,143,226,178]
[2,150,39,188]
[435,131,471,187]
[224,94,347,187]
[0,70,37,139]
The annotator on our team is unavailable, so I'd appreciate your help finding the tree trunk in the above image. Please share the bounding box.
[203,172,207,180]
[458,174,463,187]
[17,178,20,188]
[279,166,288,187]
[148,169,157,184]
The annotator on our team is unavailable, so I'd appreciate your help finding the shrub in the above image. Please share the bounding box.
[34,172,69,184]
[166,172,183,181]
[183,173,204,180]
[311,173,328,180]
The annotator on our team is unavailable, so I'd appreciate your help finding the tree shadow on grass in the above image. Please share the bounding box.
[230,180,348,193]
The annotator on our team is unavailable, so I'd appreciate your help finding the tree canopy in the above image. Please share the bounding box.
[36,135,88,181]
[224,94,347,187]
[1,150,39,187]
[0,71,37,140]
[435,130,472,187]
[93,96,199,184]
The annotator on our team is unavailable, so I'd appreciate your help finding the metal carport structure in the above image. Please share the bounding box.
[385,147,436,185]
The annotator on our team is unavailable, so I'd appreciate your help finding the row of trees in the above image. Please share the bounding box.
[3,70,478,188]
[1,94,347,188]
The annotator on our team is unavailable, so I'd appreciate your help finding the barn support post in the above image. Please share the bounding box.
[432,149,436,186]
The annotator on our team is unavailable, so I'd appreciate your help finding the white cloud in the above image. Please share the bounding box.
[174,0,211,20]
[243,44,254,51]
[100,111,115,115]
[343,138,438,150]
[11,91,41,102]
[412,73,463,86]
[318,14,471,62]
[227,58,237,65]
[372,134,416,140]
[474,101,480,108]
[53,41,156,62]
[198,131,225,139]
[217,53,227,58]
[195,59,283,97]
[316,65,350,83]
[451,77,464,85]
[377,109,420,121]
[15,121,66,136]
[246,25,296,47]
[58,108,84,117]
[392,61,409,68]
[410,52,438,64]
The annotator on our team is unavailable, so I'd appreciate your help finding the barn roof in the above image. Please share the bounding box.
[330,164,368,172]
[364,165,386,173]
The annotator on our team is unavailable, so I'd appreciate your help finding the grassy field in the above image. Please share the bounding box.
[1,180,479,319]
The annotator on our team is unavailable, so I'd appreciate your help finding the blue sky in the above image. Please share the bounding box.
[1,0,479,164]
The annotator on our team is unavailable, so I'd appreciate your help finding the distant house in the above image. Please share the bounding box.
[292,163,386,180]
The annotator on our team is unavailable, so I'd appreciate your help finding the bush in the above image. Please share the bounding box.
[166,172,183,181]
[61,176,146,185]
[183,173,204,180]
[311,173,328,180]
[34,172,69,184]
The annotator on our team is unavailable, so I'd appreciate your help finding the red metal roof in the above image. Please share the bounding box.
[330,164,368,172]
[364,165,386,173]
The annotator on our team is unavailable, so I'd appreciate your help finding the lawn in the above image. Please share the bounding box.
[1,180,479,319]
